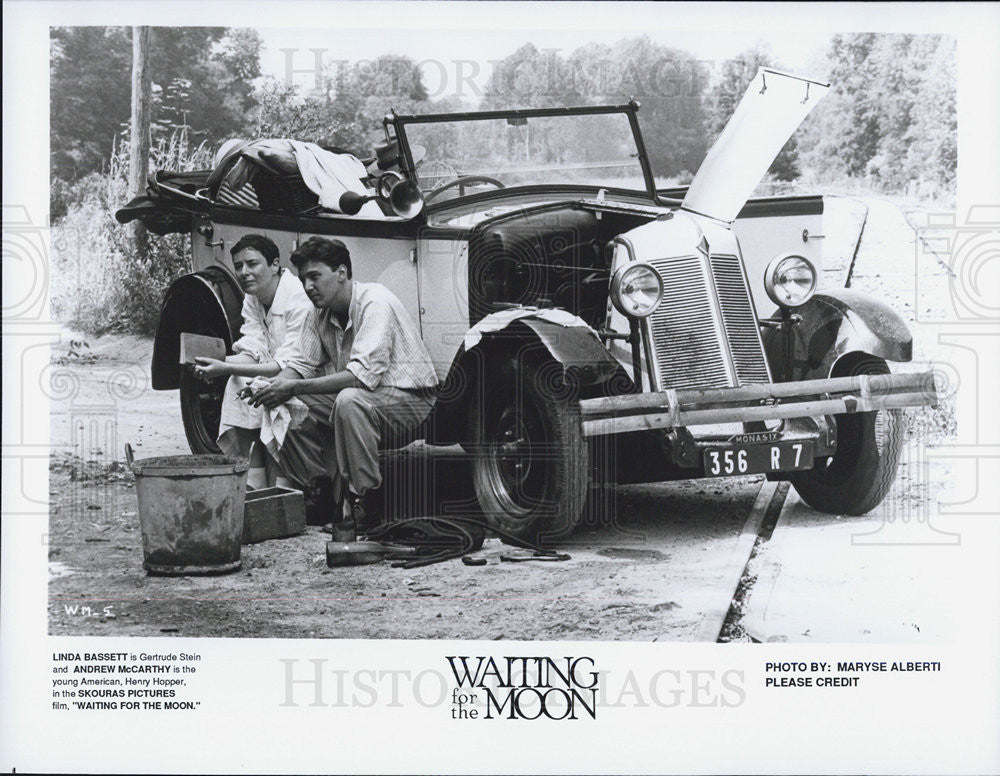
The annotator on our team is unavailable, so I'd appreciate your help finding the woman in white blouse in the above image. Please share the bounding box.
[193,234,313,488]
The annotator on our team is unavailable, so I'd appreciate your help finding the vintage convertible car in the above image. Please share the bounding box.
[117,68,936,543]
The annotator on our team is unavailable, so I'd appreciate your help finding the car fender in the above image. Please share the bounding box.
[763,289,913,382]
[426,314,630,445]
[151,267,243,390]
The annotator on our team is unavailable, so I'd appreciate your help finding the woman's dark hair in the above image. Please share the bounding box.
[230,234,280,265]
[290,236,353,278]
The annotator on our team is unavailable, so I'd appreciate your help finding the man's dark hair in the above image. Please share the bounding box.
[290,236,353,278]
[230,234,280,265]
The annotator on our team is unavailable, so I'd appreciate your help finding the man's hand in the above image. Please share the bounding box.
[193,357,229,382]
[251,377,298,408]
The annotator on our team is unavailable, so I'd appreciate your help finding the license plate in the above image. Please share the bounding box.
[702,441,814,477]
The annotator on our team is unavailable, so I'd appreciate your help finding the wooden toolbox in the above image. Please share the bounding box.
[242,486,306,544]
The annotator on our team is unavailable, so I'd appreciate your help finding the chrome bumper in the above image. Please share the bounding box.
[578,371,937,438]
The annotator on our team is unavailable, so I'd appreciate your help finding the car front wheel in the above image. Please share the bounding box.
[179,368,224,454]
[791,357,904,515]
[468,363,588,546]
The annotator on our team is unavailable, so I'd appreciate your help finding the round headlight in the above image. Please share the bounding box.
[610,262,663,318]
[764,253,817,308]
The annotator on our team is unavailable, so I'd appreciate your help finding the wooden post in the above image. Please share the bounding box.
[128,26,151,258]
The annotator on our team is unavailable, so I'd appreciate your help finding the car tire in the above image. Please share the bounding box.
[179,368,224,454]
[791,357,905,515]
[467,362,588,546]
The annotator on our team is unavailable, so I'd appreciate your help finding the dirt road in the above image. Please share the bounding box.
[47,446,760,640]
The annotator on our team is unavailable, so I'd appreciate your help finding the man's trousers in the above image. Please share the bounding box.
[276,386,435,501]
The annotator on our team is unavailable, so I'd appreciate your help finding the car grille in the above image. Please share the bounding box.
[709,254,772,385]
[645,253,771,390]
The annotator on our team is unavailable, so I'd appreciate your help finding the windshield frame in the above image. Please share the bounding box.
[386,101,657,202]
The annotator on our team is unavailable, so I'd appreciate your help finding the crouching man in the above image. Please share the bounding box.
[251,236,438,531]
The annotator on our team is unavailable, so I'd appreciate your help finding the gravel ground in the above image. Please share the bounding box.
[732,195,964,643]
[46,336,758,641]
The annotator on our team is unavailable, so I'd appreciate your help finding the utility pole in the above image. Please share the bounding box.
[128,26,151,258]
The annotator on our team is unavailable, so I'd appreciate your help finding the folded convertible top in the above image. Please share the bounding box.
[116,166,269,235]
[115,170,212,236]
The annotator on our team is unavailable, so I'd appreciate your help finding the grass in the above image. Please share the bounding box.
[50,131,214,335]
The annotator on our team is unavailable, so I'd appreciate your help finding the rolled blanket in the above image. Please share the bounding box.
[286,139,382,216]
[213,138,383,217]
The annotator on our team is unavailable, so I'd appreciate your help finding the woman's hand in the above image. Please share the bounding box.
[193,357,230,381]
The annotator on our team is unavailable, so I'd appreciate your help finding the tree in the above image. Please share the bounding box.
[482,43,576,109]
[833,34,883,177]
[145,27,261,143]
[479,38,709,180]
[796,33,957,198]
[50,26,263,181]
[244,78,343,144]
[214,27,263,115]
[50,27,133,180]
[128,26,151,258]
[863,34,956,194]
[565,37,709,179]
[329,54,433,145]
[904,36,956,195]
[246,54,435,153]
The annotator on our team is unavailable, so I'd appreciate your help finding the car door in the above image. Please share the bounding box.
[295,214,422,326]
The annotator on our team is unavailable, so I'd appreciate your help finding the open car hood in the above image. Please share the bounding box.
[682,68,829,224]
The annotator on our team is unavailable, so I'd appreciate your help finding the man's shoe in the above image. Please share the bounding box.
[330,520,357,542]
[349,487,385,534]
[303,476,337,526]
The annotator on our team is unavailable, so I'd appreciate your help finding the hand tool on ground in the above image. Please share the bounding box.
[325,540,418,567]
[499,550,571,562]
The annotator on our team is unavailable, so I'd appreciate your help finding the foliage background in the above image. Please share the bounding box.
[49,28,957,334]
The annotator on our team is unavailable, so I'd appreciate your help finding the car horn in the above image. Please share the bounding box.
[338,171,424,218]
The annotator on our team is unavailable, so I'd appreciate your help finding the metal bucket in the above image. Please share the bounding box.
[131,453,249,575]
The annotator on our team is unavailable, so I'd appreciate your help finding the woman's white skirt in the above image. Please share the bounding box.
[217,375,262,457]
